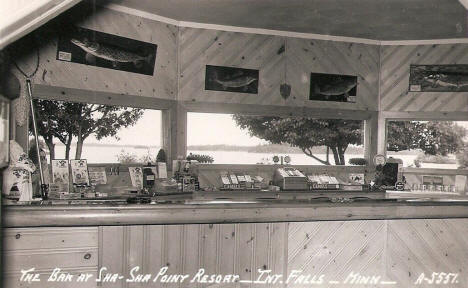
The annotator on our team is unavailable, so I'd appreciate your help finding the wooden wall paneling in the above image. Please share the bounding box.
[287,221,386,287]
[200,224,220,278]
[286,38,380,111]
[178,27,285,106]
[252,223,269,288]
[380,44,468,112]
[3,227,98,288]
[100,224,287,288]
[147,226,165,288]
[13,7,178,101]
[126,226,145,288]
[165,225,184,288]
[182,225,201,288]
[236,224,255,286]
[100,226,125,288]
[386,219,468,287]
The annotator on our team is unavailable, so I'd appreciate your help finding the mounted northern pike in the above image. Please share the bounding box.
[70,38,153,68]
[212,70,257,89]
[424,73,468,89]
[314,77,356,96]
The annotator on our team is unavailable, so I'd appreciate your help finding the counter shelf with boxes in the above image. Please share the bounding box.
[219,171,262,191]
[214,167,369,193]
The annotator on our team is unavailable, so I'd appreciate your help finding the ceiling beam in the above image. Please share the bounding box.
[459,0,468,9]
[0,0,82,49]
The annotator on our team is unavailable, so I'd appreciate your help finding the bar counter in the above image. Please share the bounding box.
[4,198,468,227]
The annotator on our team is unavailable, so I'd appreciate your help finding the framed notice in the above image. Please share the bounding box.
[157,162,167,179]
[129,167,143,189]
[70,159,90,186]
[51,159,70,192]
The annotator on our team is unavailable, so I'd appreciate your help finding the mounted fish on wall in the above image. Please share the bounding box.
[409,64,468,92]
[205,65,259,94]
[56,27,157,75]
[309,72,357,103]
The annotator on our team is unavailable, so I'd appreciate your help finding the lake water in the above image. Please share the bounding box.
[53,145,458,169]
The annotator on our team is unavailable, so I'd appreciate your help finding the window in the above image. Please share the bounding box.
[386,120,468,169]
[30,99,162,164]
[187,112,365,165]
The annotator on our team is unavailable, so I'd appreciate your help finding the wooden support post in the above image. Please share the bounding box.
[365,111,379,167]
[162,102,187,170]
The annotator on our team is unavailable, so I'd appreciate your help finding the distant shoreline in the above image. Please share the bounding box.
[52,142,426,155]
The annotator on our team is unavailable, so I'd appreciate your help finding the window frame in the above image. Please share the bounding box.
[17,84,174,166]
[380,111,468,175]
[182,101,378,168]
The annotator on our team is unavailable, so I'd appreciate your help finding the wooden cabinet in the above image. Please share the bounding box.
[2,227,98,288]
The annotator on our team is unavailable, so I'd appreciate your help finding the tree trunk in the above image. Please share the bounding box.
[338,146,345,165]
[330,147,340,165]
[65,136,72,160]
[326,146,330,164]
[301,148,330,165]
[75,124,84,159]
[75,139,83,159]
[44,139,55,160]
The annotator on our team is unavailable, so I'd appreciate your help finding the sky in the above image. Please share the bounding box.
[187,112,267,146]
[77,111,266,147]
[83,109,162,146]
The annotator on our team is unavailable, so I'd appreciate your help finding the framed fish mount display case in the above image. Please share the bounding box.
[205,65,259,94]
[56,26,157,75]
[409,64,468,92]
[309,72,357,103]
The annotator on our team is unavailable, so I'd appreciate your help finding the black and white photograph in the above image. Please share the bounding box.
[57,26,157,75]
[409,64,468,92]
[205,65,259,94]
[1,0,468,288]
[309,72,358,103]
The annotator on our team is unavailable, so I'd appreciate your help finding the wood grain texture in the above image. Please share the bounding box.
[387,219,468,287]
[287,38,380,111]
[101,223,286,288]
[380,44,468,112]
[178,27,380,111]
[178,27,285,106]
[16,7,178,101]
[2,227,98,288]
[288,221,386,286]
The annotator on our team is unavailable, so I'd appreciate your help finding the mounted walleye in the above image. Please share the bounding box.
[409,64,468,92]
[205,65,259,94]
[57,26,157,76]
[309,72,358,103]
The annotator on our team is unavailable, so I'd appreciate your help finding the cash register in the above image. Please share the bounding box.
[273,167,308,190]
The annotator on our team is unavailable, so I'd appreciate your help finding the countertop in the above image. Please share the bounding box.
[3,196,468,227]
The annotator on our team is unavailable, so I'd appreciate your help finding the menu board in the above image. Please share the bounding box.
[70,159,90,186]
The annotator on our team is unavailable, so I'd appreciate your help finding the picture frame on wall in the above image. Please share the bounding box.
[57,26,158,75]
[309,72,358,103]
[205,65,259,94]
[409,64,468,92]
